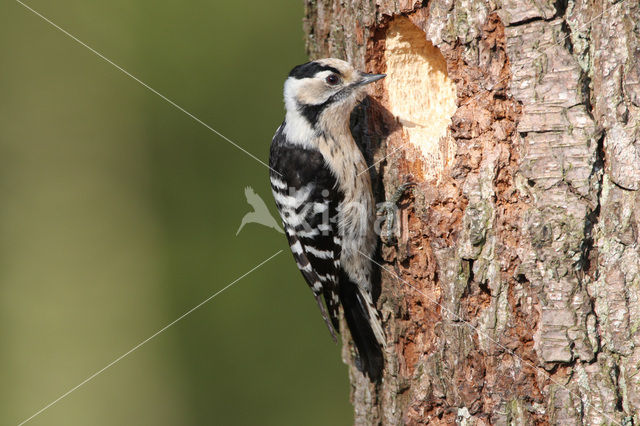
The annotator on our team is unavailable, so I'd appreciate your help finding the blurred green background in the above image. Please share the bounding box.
[0,1,353,424]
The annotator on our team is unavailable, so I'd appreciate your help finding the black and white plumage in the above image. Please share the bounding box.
[269,58,386,380]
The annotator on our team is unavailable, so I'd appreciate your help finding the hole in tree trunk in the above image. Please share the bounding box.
[384,16,457,181]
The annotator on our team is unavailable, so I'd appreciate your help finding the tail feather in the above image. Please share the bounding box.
[357,289,387,349]
[339,276,384,382]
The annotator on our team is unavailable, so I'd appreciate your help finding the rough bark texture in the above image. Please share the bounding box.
[304,0,640,424]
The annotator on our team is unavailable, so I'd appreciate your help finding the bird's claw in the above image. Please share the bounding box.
[377,182,416,245]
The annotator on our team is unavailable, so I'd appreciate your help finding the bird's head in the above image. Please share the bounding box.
[283,58,385,131]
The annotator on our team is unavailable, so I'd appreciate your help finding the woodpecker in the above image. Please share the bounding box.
[269,58,386,380]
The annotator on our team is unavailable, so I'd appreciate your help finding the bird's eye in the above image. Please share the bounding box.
[325,74,340,85]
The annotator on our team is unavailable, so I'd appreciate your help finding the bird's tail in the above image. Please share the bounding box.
[339,276,385,382]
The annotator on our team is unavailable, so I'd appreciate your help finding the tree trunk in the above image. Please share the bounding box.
[303,0,640,424]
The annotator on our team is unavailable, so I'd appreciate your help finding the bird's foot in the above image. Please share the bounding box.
[377,182,416,245]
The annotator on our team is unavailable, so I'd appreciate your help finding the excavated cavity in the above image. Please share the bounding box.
[384,16,457,181]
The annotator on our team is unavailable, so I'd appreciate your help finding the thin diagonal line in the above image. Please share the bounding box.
[17,250,283,426]
[15,0,281,176]
[358,0,631,179]
[357,144,404,176]
[358,249,621,425]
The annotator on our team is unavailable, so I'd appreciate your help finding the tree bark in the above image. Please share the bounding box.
[303,0,640,424]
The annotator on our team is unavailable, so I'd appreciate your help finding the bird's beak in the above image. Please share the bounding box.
[356,72,386,86]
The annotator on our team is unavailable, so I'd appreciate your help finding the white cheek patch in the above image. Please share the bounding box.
[297,79,335,106]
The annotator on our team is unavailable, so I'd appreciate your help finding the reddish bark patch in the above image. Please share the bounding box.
[367,11,546,423]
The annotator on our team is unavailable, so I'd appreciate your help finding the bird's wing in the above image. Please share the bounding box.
[270,142,343,335]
